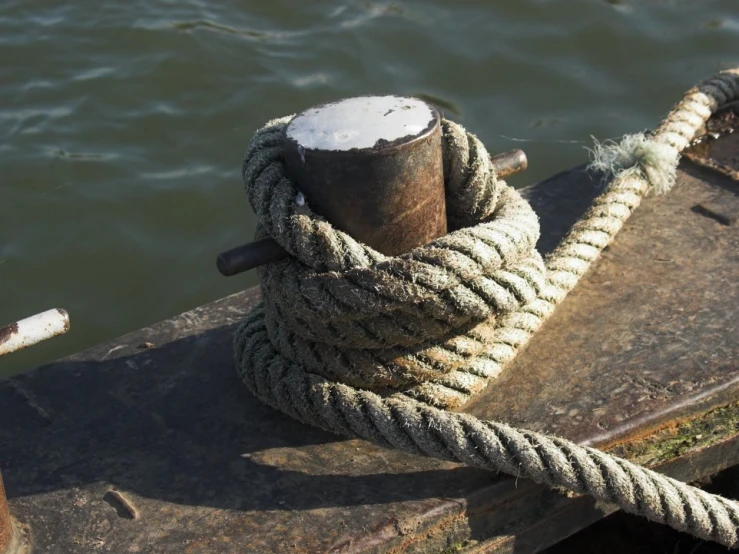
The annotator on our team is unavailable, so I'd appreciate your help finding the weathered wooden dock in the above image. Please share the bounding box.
[1,129,737,553]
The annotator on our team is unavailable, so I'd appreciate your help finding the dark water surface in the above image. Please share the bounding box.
[1,0,737,376]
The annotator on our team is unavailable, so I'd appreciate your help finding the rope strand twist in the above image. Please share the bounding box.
[234,69,739,546]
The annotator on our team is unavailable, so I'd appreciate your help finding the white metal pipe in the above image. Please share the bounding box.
[0,309,70,357]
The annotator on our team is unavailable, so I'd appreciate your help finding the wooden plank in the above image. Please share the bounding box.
[0,152,737,553]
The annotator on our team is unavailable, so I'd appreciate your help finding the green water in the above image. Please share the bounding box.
[1,0,737,377]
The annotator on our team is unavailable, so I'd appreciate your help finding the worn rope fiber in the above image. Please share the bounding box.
[234,69,739,546]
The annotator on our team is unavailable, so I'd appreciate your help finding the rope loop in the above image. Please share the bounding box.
[242,118,545,398]
[235,69,739,547]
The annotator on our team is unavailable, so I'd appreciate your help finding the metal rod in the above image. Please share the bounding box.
[491,148,527,179]
[0,309,70,357]
[216,237,288,276]
[0,472,10,554]
[217,140,528,277]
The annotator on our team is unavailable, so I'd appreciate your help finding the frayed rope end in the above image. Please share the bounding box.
[586,133,680,195]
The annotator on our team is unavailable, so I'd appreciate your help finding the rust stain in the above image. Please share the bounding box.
[328,503,470,554]
[0,323,18,346]
[0,472,11,554]
[389,512,468,554]
[56,309,70,332]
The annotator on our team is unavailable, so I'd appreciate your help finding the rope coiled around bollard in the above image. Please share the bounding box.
[234,69,739,547]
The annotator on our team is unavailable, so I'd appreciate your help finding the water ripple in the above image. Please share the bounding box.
[1,0,737,376]
[72,66,116,82]
[170,19,267,39]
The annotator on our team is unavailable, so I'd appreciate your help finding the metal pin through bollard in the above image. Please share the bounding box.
[216,96,529,277]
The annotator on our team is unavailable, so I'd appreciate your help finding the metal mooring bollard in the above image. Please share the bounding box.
[282,96,447,255]
[1,309,69,554]
[217,95,528,276]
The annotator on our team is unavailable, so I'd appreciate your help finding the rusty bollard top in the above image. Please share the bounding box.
[283,95,447,256]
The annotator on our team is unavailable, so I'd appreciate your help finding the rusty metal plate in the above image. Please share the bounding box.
[0,147,738,553]
[683,103,739,181]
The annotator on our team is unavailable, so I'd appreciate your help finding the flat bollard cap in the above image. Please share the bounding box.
[285,96,437,152]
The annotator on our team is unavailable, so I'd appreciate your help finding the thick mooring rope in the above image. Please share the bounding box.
[235,69,739,546]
